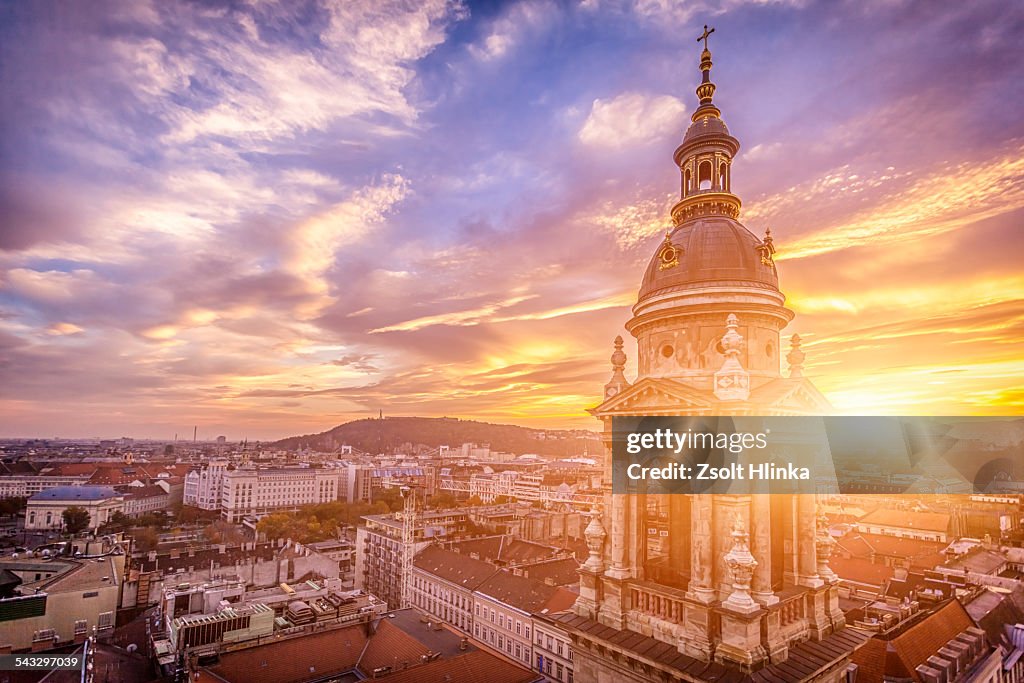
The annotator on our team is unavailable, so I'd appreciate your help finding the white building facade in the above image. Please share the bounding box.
[220,467,340,522]
[183,459,228,510]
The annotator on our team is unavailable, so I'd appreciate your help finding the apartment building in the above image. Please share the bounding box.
[410,544,497,633]
[220,466,340,522]
[0,474,92,499]
[0,554,125,652]
[473,570,576,670]
[355,508,471,609]
[409,544,577,675]
[183,458,228,510]
[533,614,574,683]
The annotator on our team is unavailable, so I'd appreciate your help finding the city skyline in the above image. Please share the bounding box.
[1,0,1022,440]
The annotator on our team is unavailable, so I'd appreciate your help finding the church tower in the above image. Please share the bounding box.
[560,27,865,682]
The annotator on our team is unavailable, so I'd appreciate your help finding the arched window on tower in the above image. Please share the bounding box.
[698,160,713,191]
[720,162,728,192]
[683,168,692,197]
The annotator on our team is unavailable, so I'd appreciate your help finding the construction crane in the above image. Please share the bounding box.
[399,483,420,610]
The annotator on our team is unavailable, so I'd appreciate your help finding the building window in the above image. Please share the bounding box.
[557,663,563,680]
[516,620,522,635]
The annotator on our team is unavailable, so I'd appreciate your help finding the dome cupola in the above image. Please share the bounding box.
[626,26,794,387]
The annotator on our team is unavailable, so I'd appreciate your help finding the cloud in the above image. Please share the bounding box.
[770,144,1024,261]
[1,0,1022,437]
[578,93,687,149]
[468,0,556,61]
[288,174,411,318]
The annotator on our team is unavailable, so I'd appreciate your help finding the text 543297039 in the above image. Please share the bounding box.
[0,654,82,670]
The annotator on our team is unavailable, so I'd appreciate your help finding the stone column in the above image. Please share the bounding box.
[607,490,628,579]
[687,494,715,604]
[797,494,823,588]
[750,493,778,605]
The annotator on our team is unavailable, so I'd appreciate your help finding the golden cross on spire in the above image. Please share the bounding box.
[697,24,715,50]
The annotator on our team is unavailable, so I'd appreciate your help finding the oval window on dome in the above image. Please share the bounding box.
[766,342,774,358]
[660,344,674,358]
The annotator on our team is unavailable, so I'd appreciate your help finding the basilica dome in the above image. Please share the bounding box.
[637,216,779,303]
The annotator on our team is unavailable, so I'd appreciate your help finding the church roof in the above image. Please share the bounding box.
[638,217,778,303]
[554,611,869,681]
[683,113,732,144]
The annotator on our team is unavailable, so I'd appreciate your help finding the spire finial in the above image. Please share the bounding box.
[697,24,715,51]
[694,24,717,108]
[604,335,630,399]
[611,335,626,370]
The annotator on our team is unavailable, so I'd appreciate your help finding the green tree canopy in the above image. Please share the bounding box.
[62,506,91,535]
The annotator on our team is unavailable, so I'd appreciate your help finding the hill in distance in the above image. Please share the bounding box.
[273,416,601,459]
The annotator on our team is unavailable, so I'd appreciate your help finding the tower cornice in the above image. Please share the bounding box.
[670,192,742,225]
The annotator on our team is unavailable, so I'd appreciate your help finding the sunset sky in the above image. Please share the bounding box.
[1,0,1022,440]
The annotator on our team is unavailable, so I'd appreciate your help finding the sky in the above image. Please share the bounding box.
[0,0,1022,440]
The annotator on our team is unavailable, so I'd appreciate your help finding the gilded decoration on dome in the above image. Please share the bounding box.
[657,232,681,270]
[756,227,776,266]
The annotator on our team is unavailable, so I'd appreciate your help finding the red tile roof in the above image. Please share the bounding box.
[378,648,539,683]
[206,625,367,683]
[859,509,950,534]
[830,557,896,587]
[359,618,430,673]
[851,600,977,683]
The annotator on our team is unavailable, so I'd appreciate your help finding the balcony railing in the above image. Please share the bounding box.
[628,580,687,623]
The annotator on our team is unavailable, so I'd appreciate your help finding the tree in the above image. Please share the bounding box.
[0,497,26,517]
[177,505,203,524]
[429,492,458,510]
[257,513,294,541]
[465,495,483,508]
[101,511,131,532]
[62,506,91,535]
[131,526,159,552]
[203,520,243,545]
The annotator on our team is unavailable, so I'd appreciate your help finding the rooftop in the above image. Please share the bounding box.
[851,600,984,683]
[29,485,121,502]
[859,509,951,533]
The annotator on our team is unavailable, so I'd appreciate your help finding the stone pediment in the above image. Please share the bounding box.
[589,376,833,418]
[747,377,833,415]
[588,377,714,417]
